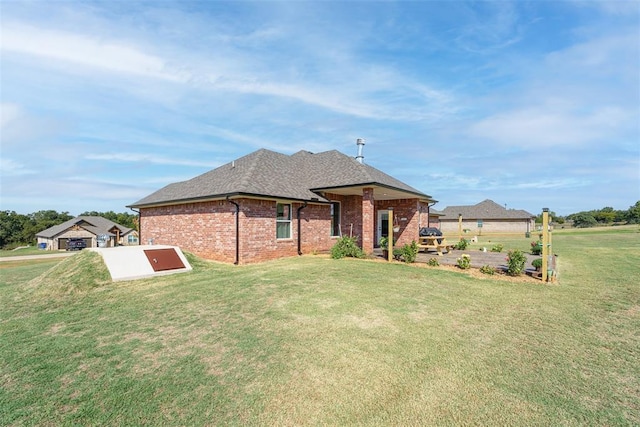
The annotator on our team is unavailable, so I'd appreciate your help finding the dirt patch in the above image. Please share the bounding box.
[373,249,549,284]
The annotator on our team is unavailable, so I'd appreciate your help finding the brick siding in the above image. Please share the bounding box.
[140,195,429,263]
[140,198,340,264]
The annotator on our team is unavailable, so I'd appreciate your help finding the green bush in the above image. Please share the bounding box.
[531,258,543,270]
[400,240,419,263]
[456,254,471,269]
[506,249,527,276]
[427,258,439,267]
[530,241,543,255]
[330,236,365,259]
[480,265,496,275]
[490,244,503,253]
[454,238,470,250]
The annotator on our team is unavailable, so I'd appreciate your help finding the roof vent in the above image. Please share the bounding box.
[356,138,365,163]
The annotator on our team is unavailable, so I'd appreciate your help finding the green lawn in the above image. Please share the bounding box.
[0,246,64,257]
[1,228,638,425]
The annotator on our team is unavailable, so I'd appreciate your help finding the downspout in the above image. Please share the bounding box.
[226,196,240,265]
[297,202,308,255]
[129,207,140,246]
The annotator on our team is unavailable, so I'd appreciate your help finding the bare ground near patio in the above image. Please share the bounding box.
[374,248,547,284]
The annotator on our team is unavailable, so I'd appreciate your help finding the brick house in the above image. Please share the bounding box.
[128,148,436,264]
[36,216,138,250]
[437,199,535,236]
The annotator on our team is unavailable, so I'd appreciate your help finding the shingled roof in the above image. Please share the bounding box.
[36,216,133,238]
[439,199,534,220]
[129,149,432,207]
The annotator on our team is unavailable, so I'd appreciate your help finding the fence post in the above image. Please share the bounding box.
[542,208,549,282]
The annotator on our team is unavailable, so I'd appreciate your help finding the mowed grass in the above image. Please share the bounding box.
[1,228,638,426]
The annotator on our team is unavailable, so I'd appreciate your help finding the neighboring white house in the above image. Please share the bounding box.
[36,216,138,250]
[435,199,535,236]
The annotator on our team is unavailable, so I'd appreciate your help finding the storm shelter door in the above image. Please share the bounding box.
[376,210,389,246]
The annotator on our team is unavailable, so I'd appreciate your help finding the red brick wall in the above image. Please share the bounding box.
[139,195,426,263]
[140,198,339,264]
[323,192,363,243]
[374,199,421,247]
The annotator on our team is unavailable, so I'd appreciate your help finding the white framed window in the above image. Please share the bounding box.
[330,202,341,237]
[276,203,292,239]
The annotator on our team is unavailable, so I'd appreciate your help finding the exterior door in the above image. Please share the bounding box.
[376,210,389,246]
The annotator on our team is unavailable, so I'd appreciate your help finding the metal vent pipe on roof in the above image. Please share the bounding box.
[356,138,365,163]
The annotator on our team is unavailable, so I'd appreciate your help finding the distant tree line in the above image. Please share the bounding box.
[0,210,138,249]
[1,202,639,249]
[534,201,640,228]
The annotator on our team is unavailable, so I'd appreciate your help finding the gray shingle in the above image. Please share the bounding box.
[130,148,431,207]
[36,216,133,238]
[439,199,534,220]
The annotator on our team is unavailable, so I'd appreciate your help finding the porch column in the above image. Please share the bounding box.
[362,187,374,254]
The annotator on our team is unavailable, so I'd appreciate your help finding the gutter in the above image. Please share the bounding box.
[128,207,140,246]
[297,202,308,255]
[226,196,240,265]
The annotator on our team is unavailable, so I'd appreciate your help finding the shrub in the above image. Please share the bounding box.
[490,243,503,253]
[530,240,543,255]
[400,240,419,263]
[480,265,496,275]
[506,249,527,276]
[456,254,471,269]
[454,238,470,250]
[427,258,440,267]
[531,258,543,270]
[331,236,365,259]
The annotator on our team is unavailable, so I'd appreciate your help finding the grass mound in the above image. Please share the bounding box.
[27,250,112,297]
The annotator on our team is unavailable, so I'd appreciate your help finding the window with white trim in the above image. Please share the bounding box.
[330,202,341,237]
[276,203,292,239]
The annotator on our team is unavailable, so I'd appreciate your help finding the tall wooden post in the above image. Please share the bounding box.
[542,208,549,282]
[458,213,463,240]
[388,208,394,262]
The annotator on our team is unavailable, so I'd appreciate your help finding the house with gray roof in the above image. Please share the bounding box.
[437,199,535,236]
[129,148,437,264]
[36,216,137,250]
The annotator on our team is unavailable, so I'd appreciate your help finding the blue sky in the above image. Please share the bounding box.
[1,0,638,216]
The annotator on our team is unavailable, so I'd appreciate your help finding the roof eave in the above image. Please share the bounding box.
[128,191,331,209]
[311,182,434,201]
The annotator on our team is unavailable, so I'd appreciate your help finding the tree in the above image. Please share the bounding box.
[593,207,616,224]
[627,201,640,224]
[571,212,598,228]
[0,211,29,248]
[535,211,563,224]
[79,211,137,229]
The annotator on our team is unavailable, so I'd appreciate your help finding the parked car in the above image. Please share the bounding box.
[66,238,87,251]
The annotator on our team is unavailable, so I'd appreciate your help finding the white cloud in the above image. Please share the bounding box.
[85,153,218,168]
[0,103,22,128]
[0,158,36,176]
[469,106,632,147]
[1,22,188,82]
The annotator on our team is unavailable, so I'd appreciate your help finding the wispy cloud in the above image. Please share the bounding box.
[0,158,36,176]
[1,22,187,82]
[85,153,218,169]
[1,1,637,215]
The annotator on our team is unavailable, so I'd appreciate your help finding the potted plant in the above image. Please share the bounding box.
[379,236,396,259]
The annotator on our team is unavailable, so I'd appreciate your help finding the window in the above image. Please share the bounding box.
[330,202,341,237]
[276,203,292,239]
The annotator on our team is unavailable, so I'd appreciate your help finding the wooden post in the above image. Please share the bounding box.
[388,208,394,262]
[542,208,549,282]
[458,213,462,240]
